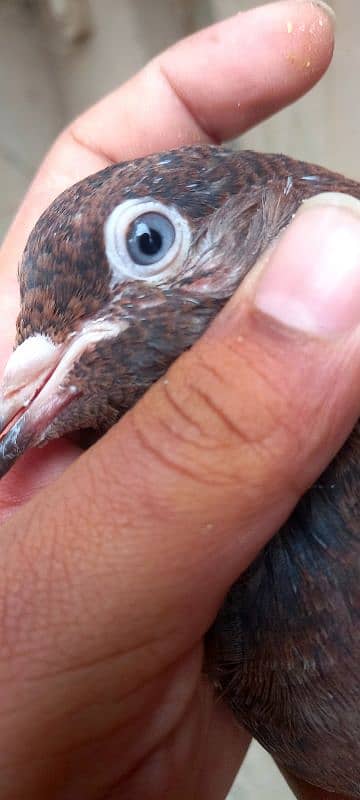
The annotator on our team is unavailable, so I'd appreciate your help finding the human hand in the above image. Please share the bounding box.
[0,3,356,798]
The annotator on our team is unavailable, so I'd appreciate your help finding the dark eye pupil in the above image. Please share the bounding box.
[138,225,162,256]
[126,211,175,267]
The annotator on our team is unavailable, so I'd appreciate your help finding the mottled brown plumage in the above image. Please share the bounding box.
[0,145,359,797]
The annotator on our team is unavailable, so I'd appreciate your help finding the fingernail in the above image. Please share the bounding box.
[254,193,360,336]
[304,0,336,24]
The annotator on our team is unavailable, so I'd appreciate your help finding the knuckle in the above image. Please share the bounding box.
[132,339,304,490]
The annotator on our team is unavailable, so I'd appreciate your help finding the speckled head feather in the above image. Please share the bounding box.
[0,145,360,797]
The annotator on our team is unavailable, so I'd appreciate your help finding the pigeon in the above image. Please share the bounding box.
[0,145,359,797]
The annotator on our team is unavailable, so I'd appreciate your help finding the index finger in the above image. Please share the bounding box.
[0,0,334,302]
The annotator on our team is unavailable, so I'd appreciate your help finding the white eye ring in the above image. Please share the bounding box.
[104,198,191,285]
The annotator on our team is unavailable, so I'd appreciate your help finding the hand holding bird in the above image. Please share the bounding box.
[0,3,357,800]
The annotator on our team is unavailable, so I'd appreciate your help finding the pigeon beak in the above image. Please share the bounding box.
[0,335,64,431]
[0,319,123,478]
[0,335,79,478]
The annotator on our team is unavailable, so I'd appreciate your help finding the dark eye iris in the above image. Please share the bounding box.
[126,212,175,266]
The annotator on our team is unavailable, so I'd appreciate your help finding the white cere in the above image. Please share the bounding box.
[2,334,59,393]
[104,197,191,286]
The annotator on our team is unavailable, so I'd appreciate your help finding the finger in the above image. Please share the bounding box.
[116,681,251,800]
[0,194,359,796]
[196,696,251,800]
[0,441,81,524]
[71,0,335,161]
[0,0,334,292]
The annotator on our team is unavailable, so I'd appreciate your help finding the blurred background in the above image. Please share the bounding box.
[0,1,356,797]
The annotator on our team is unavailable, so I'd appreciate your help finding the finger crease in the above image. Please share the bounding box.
[157,62,221,146]
[163,382,204,434]
[132,419,219,487]
[67,126,115,167]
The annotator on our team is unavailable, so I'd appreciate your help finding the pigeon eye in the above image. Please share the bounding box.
[104,198,191,285]
[126,213,175,266]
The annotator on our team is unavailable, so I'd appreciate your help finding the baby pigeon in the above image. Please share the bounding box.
[0,145,359,797]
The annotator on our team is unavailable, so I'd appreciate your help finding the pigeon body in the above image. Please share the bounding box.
[0,145,359,796]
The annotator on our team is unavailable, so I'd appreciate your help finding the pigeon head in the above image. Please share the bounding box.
[0,144,314,475]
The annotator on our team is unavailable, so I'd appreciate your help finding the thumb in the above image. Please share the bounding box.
[2,191,360,658]
[0,191,359,796]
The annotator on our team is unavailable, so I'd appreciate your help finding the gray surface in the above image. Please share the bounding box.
[230,743,294,799]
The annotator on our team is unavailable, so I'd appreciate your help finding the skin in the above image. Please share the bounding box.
[0,2,355,798]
